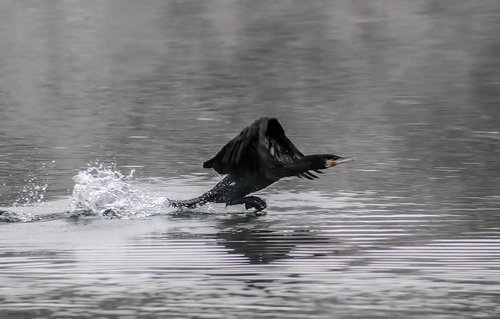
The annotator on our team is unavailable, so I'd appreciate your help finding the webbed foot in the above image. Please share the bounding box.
[227,196,267,214]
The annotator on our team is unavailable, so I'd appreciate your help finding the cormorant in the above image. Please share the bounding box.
[169,117,353,213]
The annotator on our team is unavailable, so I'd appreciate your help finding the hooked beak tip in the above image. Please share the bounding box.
[326,157,355,167]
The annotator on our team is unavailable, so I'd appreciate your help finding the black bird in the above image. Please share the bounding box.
[169,117,352,213]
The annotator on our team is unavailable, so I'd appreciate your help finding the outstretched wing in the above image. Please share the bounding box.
[203,117,306,176]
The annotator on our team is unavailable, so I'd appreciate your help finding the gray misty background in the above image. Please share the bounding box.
[1,0,499,205]
[1,1,500,318]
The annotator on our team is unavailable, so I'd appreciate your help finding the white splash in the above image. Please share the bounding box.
[70,163,171,219]
[13,174,49,206]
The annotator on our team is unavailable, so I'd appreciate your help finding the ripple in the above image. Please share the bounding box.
[1,171,500,318]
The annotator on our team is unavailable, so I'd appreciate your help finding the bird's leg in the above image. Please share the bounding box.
[226,196,267,214]
[168,179,228,210]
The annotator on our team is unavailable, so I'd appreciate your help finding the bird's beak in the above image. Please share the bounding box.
[326,157,354,167]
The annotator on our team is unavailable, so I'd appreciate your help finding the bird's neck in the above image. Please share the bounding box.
[286,155,325,175]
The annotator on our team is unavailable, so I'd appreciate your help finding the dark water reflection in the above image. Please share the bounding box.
[1,0,500,318]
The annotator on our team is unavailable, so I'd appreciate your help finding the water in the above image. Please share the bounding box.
[1,1,500,318]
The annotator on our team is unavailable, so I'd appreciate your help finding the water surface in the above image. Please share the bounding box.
[1,1,500,318]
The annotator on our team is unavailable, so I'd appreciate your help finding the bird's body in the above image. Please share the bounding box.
[169,117,352,212]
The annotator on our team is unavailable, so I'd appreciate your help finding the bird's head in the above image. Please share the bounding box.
[323,154,354,168]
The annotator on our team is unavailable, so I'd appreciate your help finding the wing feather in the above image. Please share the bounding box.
[203,117,304,175]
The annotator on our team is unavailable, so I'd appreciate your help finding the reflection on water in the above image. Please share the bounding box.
[1,188,500,318]
[217,217,337,264]
[1,0,500,318]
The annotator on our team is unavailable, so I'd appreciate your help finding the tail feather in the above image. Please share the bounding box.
[168,195,212,209]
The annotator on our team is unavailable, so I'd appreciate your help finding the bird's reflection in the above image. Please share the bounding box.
[160,209,349,265]
[215,214,335,264]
